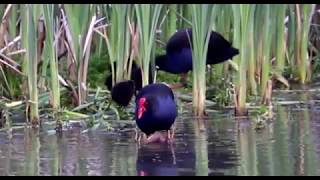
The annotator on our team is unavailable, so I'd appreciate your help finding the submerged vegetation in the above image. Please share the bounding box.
[0,4,319,131]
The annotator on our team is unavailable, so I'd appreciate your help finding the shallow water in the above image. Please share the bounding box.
[1,91,320,176]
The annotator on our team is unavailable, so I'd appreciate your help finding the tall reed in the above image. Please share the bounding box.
[104,4,132,85]
[134,4,163,86]
[63,4,96,105]
[190,4,214,117]
[42,4,60,110]
[21,4,41,125]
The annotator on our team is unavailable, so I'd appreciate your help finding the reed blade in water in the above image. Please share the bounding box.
[246,4,257,96]
[288,4,315,84]
[42,4,60,111]
[190,4,214,117]
[275,4,287,74]
[260,4,272,104]
[300,4,315,83]
[21,4,41,125]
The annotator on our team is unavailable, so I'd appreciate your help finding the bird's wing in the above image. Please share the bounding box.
[166,29,192,54]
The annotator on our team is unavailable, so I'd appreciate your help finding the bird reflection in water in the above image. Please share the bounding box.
[136,134,177,176]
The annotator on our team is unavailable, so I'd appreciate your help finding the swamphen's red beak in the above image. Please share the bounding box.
[137,97,147,119]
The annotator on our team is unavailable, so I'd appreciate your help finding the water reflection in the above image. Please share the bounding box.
[1,94,320,175]
[136,143,177,176]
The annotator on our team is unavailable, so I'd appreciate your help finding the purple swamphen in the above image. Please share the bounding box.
[135,83,177,142]
[108,80,177,143]
[155,28,239,89]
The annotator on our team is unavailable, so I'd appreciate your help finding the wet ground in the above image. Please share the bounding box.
[0,89,320,176]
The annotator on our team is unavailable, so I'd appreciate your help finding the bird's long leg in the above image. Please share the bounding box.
[167,73,188,90]
[135,127,139,142]
[138,133,143,143]
[167,123,176,143]
[167,130,171,140]
[169,141,176,165]
[170,123,176,140]
[135,126,146,144]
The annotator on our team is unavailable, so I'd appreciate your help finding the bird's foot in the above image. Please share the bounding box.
[144,132,166,144]
[167,130,173,143]
[203,110,209,118]
[135,128,141,142]
[135,128,138,141]
[135,128,146,144]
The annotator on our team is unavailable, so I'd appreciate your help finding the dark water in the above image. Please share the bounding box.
[1,91,320,176]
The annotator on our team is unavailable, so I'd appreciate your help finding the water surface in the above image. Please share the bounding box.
[0,90,320,176]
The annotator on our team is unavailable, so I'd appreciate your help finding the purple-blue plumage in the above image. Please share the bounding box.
[135,83,177,136]
[155,28,239,74]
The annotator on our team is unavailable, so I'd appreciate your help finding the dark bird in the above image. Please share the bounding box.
[110,80,136,107]
[155,28,239,89]
[105,61,142,91]
[105,61,154,106]
[135,83,177,141]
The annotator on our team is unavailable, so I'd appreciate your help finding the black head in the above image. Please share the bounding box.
[207,31,240,65]
[155,54,168,71]
[228,47,239,59]
[105,60,155,96]
[105,61,140,91]
[218,46,239,61]
[111,80,136,107]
